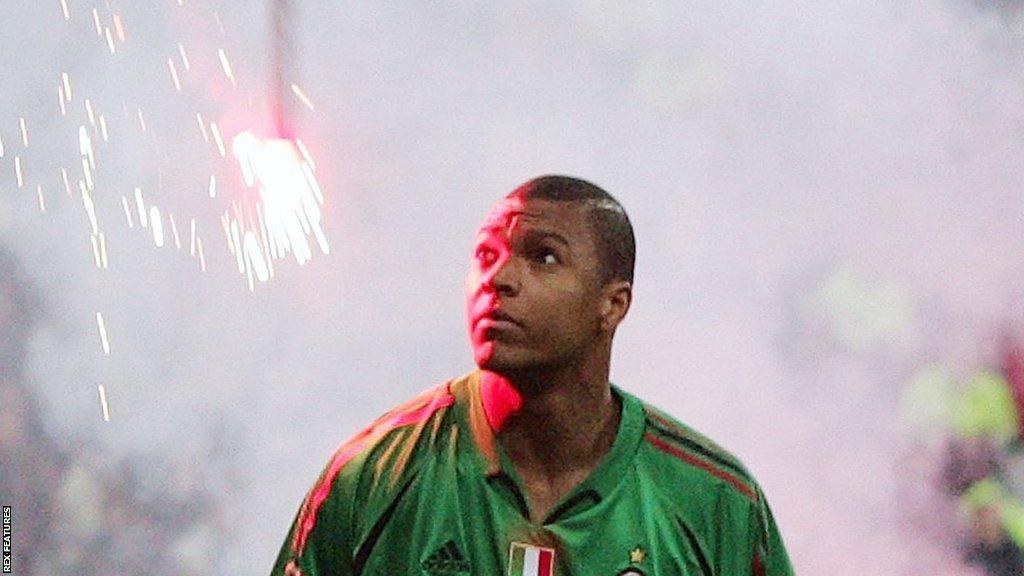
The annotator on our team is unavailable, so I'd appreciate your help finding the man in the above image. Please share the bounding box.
[270,175,792,575]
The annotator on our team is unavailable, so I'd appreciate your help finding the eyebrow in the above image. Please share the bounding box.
[476,226,571,248]
[522,228,570,247]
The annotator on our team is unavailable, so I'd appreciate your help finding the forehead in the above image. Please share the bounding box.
[476,197,588,238]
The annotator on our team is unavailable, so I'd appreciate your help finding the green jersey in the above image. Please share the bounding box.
[270,370,793,576]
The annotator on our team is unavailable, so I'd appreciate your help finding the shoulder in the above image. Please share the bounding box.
[629,391,761,505]
[317,378,459,498]
[624,390,795,574]
[286,378,461,559]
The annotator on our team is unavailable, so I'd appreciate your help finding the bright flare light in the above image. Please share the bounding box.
[230,131,329,282]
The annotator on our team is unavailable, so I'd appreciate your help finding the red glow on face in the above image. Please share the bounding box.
[466,198,603,380]
[481,371,523,432]
[465,198,524,365]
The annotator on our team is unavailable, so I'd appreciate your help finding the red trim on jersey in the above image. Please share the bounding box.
[643,433,757,502]
[753,551,766,576]
[647,410,723,454]
[290,385,455,556]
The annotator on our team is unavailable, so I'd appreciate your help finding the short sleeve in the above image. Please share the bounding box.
[268,468,355,576]
[750,484,794,576]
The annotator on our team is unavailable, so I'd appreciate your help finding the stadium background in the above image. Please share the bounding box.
[3,1,1024,574]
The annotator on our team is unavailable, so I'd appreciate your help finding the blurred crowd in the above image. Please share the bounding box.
[0,247,236,575]
[900,333,1024,576]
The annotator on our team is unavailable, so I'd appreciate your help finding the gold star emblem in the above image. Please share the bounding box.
[629,546,646,564]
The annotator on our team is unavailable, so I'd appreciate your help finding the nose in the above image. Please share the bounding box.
[483,251,519,297]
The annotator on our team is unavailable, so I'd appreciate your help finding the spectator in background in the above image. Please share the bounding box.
[0,244,234,575]
[0,246,59,576]
[965,504,1024,576]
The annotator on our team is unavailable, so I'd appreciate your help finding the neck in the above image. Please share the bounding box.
[482,349,621,481]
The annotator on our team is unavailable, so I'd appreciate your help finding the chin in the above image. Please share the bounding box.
[474,342,523,374]
[476,350,514,374]
[475,346,550,387]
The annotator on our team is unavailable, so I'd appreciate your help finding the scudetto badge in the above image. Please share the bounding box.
[508,542,555,576]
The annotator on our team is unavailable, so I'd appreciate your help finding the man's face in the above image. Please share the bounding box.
[465,196,606,376]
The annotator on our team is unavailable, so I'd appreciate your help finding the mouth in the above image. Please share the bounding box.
[487,309,519,325]
[473,308,522,334]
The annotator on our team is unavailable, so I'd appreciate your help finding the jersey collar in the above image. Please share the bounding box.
[455,369,646,523]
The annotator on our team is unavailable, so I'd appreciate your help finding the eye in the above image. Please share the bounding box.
[536,248,559,265]
[475,246,498,266]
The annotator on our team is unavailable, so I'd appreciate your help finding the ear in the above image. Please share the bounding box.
[599,280,632,332]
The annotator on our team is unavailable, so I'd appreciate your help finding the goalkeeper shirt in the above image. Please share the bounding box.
[269,370,793,576]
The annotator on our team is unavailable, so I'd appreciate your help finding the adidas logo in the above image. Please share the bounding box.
[421,540,471,574]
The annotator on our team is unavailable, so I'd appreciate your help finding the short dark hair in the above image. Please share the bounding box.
[506,175,635,285]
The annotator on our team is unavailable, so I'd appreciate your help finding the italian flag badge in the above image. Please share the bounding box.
[508,542,555,576]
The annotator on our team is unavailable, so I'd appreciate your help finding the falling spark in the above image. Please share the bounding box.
[85,98,95,125]
[290,84,315,111]
[134,187,147,227]
[82,158,94,190]
[168,58,182,91]
[301,163,323,203]
[79,125,95,168]
[197,237,207,271]
[19,117,28,147]
[59,0,70,21]
[312,221,329,257]
[189,218,197,255]
[150,206,164,247]
[137,108,146,132]
[213,10,225,35]
[96,312,110,354]
[97,385,110,421]
[113,13,125,42]
[121,196,134,227]
[295,139,314,170]
[99,115,109,141]
[217,48,236,87]
[257,204,275,258]
[61,168,70,194]
[105,27,115,54]
[81,183,98,234]
[220,213,233,254]
[14,156,23,187]
[37,185,45,212]
[196,112,209,142]
[244,232,270,282]
[210,122,225,156]
[61,72,72,101]
[259,211,275,278]
[78,126,90,154]
[0,133,5,158]
[243,242,254,291]
[92,7,101,35]
[58,85,67,115]
[178,43,190,70]
[169,213,181,249]
[238,149,254,186]
[90,234,102,267]
[230,220,244,272]
[99,232,108,268]
[208,174,216,198]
